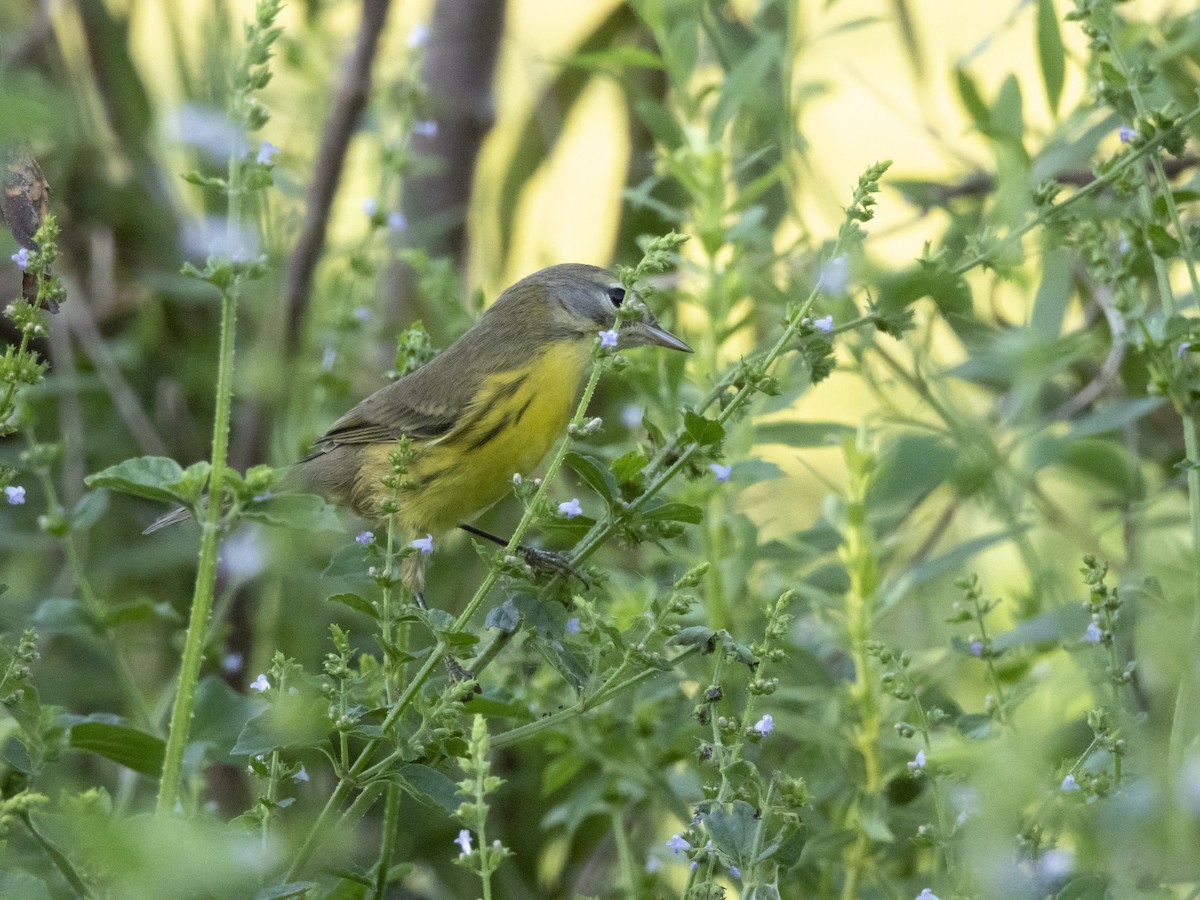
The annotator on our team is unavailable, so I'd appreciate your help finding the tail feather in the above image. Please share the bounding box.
[143,504,195,534]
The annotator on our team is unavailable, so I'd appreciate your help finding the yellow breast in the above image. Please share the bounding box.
[353,339,593,535]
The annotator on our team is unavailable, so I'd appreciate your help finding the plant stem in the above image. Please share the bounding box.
[156,151,245,817]
[373,784,400,900]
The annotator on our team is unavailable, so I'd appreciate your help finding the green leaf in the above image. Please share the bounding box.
[755,420,855,447]
[191,676,264,764]
[255,883,316,900]
[233,691,330,756]
[954,67,989,131]
[85,456,202,505]
[669,626,720,653]
[989,74,1024,143]
[241,493,341,531]
[640,501,703,525]
[611,449,648,487]
[327,592,378,621]
[103,600,180,629]
[1036,0,1065,114]
[69,717,165,777]
[394,763,461,813]
[68,489,109,531]
[1,736,34,774]
[1146,224,1180,258]
[702,800,758,869]
[876,265,971,322]
[565,452,615,506]
[484,599,521,633]
[684,410,725,448]
[31,598,98,637]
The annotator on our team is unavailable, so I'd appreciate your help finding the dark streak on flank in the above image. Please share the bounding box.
[510,395,534,428]
[414,466,450,489]
[466,414,512,452]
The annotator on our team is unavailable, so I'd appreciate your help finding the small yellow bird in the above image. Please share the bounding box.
[150,264,691,594]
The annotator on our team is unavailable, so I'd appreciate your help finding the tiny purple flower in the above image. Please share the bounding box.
[908,748,926,773]
[455,829,472,854]
[293,765,309,783]
[256,141,279,165]
[1119,126,1135,143]
[1085,622,1103,644]
[4,485,26,505]
[355,531,375,546]
[916,891,941,900]
[413,120,438,138]
[708,463,732,482]
[386,211,408,232]
[1179,342,1192,358]
[250,674,271,693]
[223,652,244,674]
[729,866,741,879]
[565,617,581,634]
[754,714,774,736]
[353,306,373,323]
[813,314,834,333]
[817,253,849,294]
[666,834,690,854]
[10,248,30,270]
[599,329,619,349]
[970,640,983,657]
[558,498,582,519]
[410,533,434,555]
[362,197,378,216]
[1061,773,1081,792]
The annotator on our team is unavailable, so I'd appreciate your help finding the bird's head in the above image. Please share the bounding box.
[503,263,692,353]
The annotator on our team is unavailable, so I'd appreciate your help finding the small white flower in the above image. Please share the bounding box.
[707,463,731,483]
[455,829,472,854]
[293,765,310,783]
[598,329,619,349]
[1119,126,1135,143]
[4,485,26,505]
[1061,773,1081,791]
[907,748,926,773]
[256,141,279,165]
[10,248,30,270]
[916,890,941,900]
[565,617,581,634]
[386,211,408,232]
[1084,622,1103,643]
[413,120,438,138]
[512,472,522,485]
[223,652,244,674]
[410,533,434,555]
[621,404,644,429]
[813,314,834,333]
[754,714,774,736]
[355,531,375,546]
[250,674,271,693]
[558,498,582,519]
[362,197,378,216]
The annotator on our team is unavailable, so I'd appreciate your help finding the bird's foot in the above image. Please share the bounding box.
[521,547,589,587]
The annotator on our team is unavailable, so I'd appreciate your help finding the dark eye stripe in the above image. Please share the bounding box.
[606,286,625,307]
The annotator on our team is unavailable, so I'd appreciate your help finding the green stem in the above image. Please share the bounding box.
[373,784,400,900]
[156,153,245,817]
[20,813,92,899]
[610,807,637,900]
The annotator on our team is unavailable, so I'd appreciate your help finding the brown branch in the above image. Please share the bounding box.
[282,0,393,354]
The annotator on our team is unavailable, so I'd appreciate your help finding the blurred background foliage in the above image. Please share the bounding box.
[3,0,1200,897]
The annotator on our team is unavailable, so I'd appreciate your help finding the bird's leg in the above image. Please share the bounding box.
[458,523,589,587]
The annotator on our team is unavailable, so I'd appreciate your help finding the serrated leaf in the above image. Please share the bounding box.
[684,410,725,447]
[327,592,378,621]
[702,800,758,869]
[241,493,341,531]
[565,452,615,505]
[394,763,461,813]
[85,456,194,504]
[69,717,165,777]
[641,501,703,524]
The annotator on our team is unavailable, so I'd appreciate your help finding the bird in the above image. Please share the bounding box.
[148,263,692,601]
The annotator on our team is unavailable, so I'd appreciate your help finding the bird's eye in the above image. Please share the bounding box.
[606,286,626,307]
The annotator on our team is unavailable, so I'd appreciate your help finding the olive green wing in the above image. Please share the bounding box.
[307,358,479,452]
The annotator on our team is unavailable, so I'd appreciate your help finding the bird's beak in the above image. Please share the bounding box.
[622,319,693,353]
